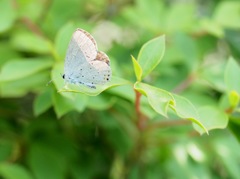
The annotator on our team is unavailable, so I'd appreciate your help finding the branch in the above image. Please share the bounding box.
[225,107,234,114]
[15,0,52,38]
[20,17,45,37]
[172,73,196,93]
[134,89,148,130]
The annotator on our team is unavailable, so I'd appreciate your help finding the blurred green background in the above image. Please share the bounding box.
[1,0,240,178]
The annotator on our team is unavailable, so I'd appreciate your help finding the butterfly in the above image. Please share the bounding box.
[62,28,111,89]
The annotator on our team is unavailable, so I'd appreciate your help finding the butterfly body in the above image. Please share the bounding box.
[63,28,111,89]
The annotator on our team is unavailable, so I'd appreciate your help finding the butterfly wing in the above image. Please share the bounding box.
[74,28,98,62]
[63,29,111,88]
[80,51,111,87]
[69,51,111,88]
[73,60,111,88]
[64,28,98,77]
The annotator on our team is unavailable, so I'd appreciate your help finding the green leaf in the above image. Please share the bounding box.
[52,63,130,96]
[137,35,165,79]
[171,94,208,134]
[34,88,53,116]
[165,3,196,32]
[0,43,20,67]
[0,58,53,82]
[200,56,226,91]
[41,1,85,35]
[122,0,165,31]
[213,135,240,179]
[52,90,87,118]
[87,95,116,110]
[224,57,240,93]
[0,0,16,32]
[52,91,74,118]
[0,140,14,161]
[17,0,44,21]
[11,32,53,54]
[174,33,199,69]
[193,106,228,135]
[213,1,240,28]
[225,29,240,57]
[58,76,129,96]
[229,121,240,142]
[28,144,67,179]
[0,71,49,97]
[55,23,77,60]
[199,18,224,37]
[131,55,142,81]
[107,85,135,102]
[110,155,124,179]
[134,82,175,117]
[0,163,32,179]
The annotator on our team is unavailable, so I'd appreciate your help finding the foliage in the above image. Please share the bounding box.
[0,0,240,178]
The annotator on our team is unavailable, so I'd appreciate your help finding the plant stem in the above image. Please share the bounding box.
[20,17,45,37]
[135,90,141,118]
[225,107,234,114]
[172,73,196,93]
[134,89,147,130]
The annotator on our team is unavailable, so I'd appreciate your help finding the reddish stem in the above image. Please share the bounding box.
[20,17,45,37]
[225,107,234,114]
[135,90,141,118]
[134,90,147,130]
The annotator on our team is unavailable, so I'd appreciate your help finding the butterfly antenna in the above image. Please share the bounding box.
[46,80,53,86]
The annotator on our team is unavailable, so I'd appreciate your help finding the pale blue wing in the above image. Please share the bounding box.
[63,29,111,88]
